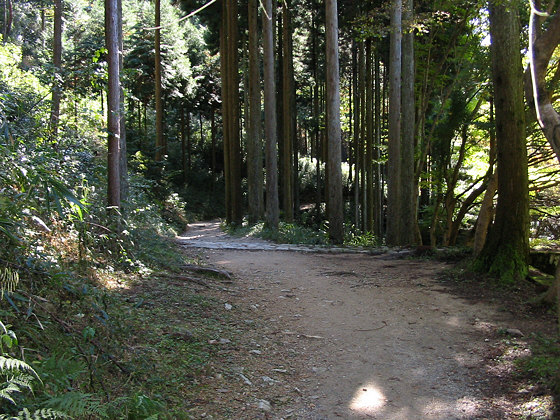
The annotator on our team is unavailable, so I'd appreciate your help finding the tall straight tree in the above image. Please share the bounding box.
[50,0,62,139]
[247,0,264,223]
[399,0,416,245]
[386,0,402,245]
[105,0,121,209]
[475,0,529,283]
[154,0,164,162]
[263,0,279,229]
[118,0,128,202]
[282,0,295,222]
[223,0,242,225]
[325,0,343,243]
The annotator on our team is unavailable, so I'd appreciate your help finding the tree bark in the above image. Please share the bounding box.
[282,0,295,222]
[400,0,416,245]
[528,6,560,163]
[473,96,497,256]
[50,0,63,140]
[247,0,264,223]
[118,0,128,202]
[476,0,529,283]
[352,41,360,229]
[325,0,344,243]
[105,0,121,209]
[365,39,374,233]
[263,0,279,229]
[220,0,242,225]
[386,0,402,246]
[154,0,164,162]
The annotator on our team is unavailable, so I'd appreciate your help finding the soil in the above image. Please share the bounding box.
[175,221,557,419]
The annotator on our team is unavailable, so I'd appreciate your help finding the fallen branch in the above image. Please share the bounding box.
[182,264,232,280]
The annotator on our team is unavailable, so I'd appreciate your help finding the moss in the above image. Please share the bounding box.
[473,242,529,284]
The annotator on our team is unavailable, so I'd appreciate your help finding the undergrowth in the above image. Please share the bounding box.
[517,335,560,397]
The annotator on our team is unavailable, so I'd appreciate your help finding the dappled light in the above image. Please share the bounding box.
[349,382,386,413]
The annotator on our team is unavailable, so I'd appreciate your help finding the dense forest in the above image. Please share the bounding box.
[1,0,560,417]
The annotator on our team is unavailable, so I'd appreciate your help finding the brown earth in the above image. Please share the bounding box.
[176,221,556,419]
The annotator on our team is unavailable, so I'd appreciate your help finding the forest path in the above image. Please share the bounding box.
[176,221,536,419]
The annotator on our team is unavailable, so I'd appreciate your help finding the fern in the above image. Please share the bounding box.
[42,392,107,418]
[0,407,70,419]
[0,380,24,405]
[0,269,18,299]
[0,357,39,380]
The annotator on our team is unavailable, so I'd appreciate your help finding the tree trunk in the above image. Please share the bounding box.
[282,0,294,221]
[105,0,121,209]
[325,0,343,244]
[400,0,416,245]
[263,0,279,229]
[221,0,242,225]
[181,106,187,181]
[374,50,383,237]
[352,41,360,229]
[227,0,242,225]
[365,39,374,233]
[118,0,128,202]
[50,0,63,140]
[247,0,264,223]
[473,96,497,256]
[154,0,164,162]
[386,0,402,245]
[359,42,367,230]
[475,0,529,283]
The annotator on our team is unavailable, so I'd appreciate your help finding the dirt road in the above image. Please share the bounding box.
[177,221,548,419]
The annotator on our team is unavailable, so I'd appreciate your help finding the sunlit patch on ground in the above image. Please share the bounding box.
[519,395,554,418]
[349,383,386,413]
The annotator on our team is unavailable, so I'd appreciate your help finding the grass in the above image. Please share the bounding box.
[516,335,560,396]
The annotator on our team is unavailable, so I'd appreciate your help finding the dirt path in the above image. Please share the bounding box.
[176,221,546,419]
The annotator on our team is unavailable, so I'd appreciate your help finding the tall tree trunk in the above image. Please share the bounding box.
[3,0,12,42]
[118,0,128,202]
[50,0,62,140]
[386,0,402,245]
[221,0,242,225]
[186,111,192,171]
[374,50,383,237]
[476,0,529,283]
[325,0,343,243]
[211,110,216,174]
[220,4,231,221]
[247,0,263,223]
[352,41,360,229]
[473,96,498,255]
[263,0,279,229]
[400,0,416,245]
[227,0,242,225]
[154,0,164,162]
[282,0,294,222]
[181,106,187,181]
[359,42,367,230]
[105,0,121,209]
[365,40,374,232]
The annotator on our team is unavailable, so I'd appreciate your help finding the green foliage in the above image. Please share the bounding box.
[344,228,378,248]
[517,335,560,395]
[0,320,42,414]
